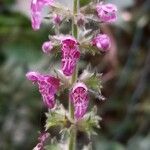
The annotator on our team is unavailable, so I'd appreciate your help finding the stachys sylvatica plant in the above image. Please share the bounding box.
[26,0,117,149]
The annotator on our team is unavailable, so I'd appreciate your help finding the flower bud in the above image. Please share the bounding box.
[70,82,89,119]
[42,41,53,54]
[96,3,117,23]
[92,34,111,52]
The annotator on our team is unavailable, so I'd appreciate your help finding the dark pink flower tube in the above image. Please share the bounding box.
[96,3,117,23]
[61,58,77,76]
[70,82,89,119]
[31,0,54,30]
[26,71,60,108]
[61,36,80,76]
[31,11,42,30]
[92,34,111,52]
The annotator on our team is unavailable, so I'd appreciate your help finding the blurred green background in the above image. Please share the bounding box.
[0,0,149,150]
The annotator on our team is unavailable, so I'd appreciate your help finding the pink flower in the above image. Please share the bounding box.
[42,41,53,54]
[70,82,89,119]
[26,71,40,83]
[26,71,60,108]
[61,36,80,76]
[52,14,62,25]
[31,0,54,30]
[38,132,50,143]
[33,132,50,150]
[31,11,42,30]
[96,3,117,23]
[92,34,111,52]
[61,58,77,76]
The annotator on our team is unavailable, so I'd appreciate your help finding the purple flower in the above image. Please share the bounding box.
[52,14,62,25]
[26,71,40,83]
[61,58,77,76]
[42,41,53,54]
[61,36,80,76]
[31,0,54,30]
[31,11,42,30]
[26,71,60,108]
[70,82,89,119]
[92,34,111,52]
[96,3,117,23]
[61,37,79,76]
[33,132,50,150]
[38,132,50,143]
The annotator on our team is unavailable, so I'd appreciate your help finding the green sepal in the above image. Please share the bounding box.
[85,72,102,91]
[79,67,103,99]
[45,105,71,130]
[76,106,102,137]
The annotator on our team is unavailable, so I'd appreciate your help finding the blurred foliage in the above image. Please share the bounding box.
[0,0,150,150]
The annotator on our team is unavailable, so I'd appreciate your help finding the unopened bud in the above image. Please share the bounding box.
[96,3,117,23]
[42,41,53,54]
[92,34,111,52]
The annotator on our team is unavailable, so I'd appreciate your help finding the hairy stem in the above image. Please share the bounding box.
[68,0,79,150]
[68,126,77,150]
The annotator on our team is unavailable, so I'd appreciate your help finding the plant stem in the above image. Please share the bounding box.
[68,126,77,150]
[68,0,79,150]
[72,0,79,39]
